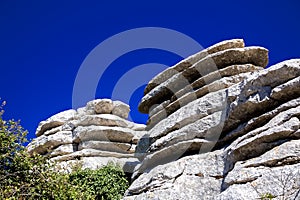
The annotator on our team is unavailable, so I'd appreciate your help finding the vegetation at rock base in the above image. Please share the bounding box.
[0,100,129,199]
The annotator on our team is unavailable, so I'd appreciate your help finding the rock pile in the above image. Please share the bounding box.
[27,99,146,172]
[124,39,300,199]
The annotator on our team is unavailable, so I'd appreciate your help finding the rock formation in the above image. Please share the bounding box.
[124,39,300,199]
[27,99,146,172]
[28,38,300,199]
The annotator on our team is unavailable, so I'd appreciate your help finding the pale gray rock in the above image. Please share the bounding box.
[78,141,134,154]
[126,150,224,198]
[147,72,252,128]
[54,160,82,173]
[94,99,114,114]
[76,106,89,116]
[218,97,300,147]
[73,125,146,146]
[223,59,300,133]
[28,131,73,154]
[43,120,77,136]
[77,114,130,128]
[144,39,245,95]
[172,64,263,102]
[48,144,75,157]
[225,113,300,169]
[85,99,114,114]
[139,46,268,113]
[148,90,226,140]
[112,100,130,119]
[80,156,139,172]
[73,125,142,143]
[149,111,224,152]
[127,58,300,199]
[136,138,213,174]
[270,75,300,101]
[35,109,77,136]
[51,149,136,162]
[220,161,300,199]
[131,123,147,131]
[148,64,263,123]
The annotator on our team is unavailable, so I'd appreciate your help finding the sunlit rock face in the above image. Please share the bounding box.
[124,39,300,200]
[28,99,146,173]
[28,38,300,200]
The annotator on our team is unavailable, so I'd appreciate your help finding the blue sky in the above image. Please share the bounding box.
[0,0,300,142]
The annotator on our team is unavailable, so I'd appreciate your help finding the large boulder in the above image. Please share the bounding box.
[125,38,300,199]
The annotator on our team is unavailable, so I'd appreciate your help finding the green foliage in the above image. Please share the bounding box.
[259,192,276,199]
[0,100,129,199]
[69,164,129,200]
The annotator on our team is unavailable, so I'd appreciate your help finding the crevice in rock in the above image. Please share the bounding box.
[209,175,224,180]
[245,156,300,168]
[216,97,300,150]
[227,176,258,186]
[221,137,295,191]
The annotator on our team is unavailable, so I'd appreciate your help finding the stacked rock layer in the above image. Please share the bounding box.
[124,39,300,199]
[28,99,146,172]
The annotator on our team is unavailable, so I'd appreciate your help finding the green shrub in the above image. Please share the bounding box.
[259,192,276,199]
[69,164,129,200]
[0,100,129,199]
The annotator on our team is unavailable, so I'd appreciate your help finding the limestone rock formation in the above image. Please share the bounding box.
[27,99,146,172]
[28,38,300,199]
[124,39,300,199]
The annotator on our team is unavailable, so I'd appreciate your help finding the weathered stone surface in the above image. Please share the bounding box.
[80,156,139,172]
[126,150,224,199]
[112,100,130,119]
[84,99,114,114]
[35,109,77,136]
[149,111,224,152]
[78,141,134,154]
[94,99,114,114]
[139,46,268,113]
[28,38,300,200]
[135,138,213,174]
[270,75,300,101]
[126,58,300,199]
[76,114,141,130]
[172,64,263,102]
[218,97,300,147]
[147,71,252,128]
[73,125,145,144]
[28,98,146,175]
[51,149,136,162]
[147,64,262,125]
[49,144,75,157]
[28,131,73,154]
[144,39,245,95]
[219,140,300,199]
[225,111,300,170]
[148,90,226,139]
[223,59,300,133]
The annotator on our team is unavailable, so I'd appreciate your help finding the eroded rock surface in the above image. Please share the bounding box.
[28,99,145,173]
[125,39,300,200]
[28,39,300,200]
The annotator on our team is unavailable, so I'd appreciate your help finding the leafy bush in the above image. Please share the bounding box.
[0,100,129,199]
[69,164,129,200]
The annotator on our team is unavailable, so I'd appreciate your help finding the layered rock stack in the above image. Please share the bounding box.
[28,38,300,199]
[124,39,300,199]
[27,99,146,172]
[134,39,268,173]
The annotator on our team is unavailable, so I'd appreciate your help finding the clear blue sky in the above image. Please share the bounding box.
[1,0,300,142]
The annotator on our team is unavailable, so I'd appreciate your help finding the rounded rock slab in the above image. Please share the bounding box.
[139,46,269,113]
[144,38,245,95]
